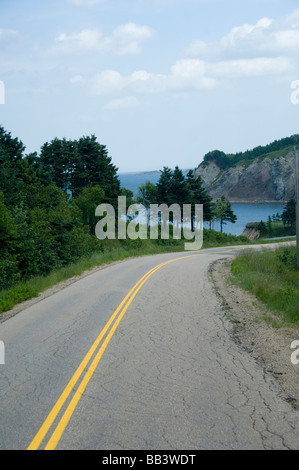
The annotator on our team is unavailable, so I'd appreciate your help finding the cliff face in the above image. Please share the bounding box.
[194,151,296,203]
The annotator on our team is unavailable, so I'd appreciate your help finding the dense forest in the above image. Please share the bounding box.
[0,126,122,290]
[202,134,299,169]
[1,125,236,292]
[136,167,237,232]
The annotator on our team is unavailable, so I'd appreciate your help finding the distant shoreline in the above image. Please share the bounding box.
[227,201,288,204]
[118,171,160,175]
[137,171,160,175]
[118,169,189,176]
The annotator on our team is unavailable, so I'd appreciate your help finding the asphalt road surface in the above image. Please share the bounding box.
[1,245,299,450]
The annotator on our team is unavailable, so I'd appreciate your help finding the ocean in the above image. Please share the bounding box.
[118,172,285,236]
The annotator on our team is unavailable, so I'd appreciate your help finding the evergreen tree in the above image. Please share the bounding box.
[0,191,20,288]
[281,199,296,232]
[0,126,26,208]
[74,135,120,203]
[120,187,135,209]
[171,166,189,208]
[137,182,157,227]
[39,138,73,193]
[257,221,268,236]
[0,127,115,289]
[74,185,105,235]
[213,196,237,232]
[156,167,174,206]
[39,135,121,204]
[137,181,158,208]
[203,150,230,169]
[186,170,213,222]
[0,126,25,162]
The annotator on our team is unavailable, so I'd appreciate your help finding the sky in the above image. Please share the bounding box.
[1,0,299,172]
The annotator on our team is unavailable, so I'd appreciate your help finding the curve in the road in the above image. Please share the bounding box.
[28,247,246,450]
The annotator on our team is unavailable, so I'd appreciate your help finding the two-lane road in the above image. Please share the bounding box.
[1,245,299,450]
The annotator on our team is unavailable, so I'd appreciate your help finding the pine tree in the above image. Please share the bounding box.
[186,170,213,222]
[213,196,237,232]
[156,167,174,206]
[73,185,105,235]
[0,126,26,209]
[137,181,158,207]
[281,199,296,232]
[0,191,19,288]
[39,138,73,193]
[171,166,189,208]
[39,135,121,205]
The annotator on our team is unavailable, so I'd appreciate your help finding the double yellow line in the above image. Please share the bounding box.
[28,248,243,450]
[28,253,204,450]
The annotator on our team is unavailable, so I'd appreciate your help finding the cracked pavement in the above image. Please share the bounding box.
[1,247,299,450]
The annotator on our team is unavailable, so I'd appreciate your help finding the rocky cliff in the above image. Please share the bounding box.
[194,150,296,203]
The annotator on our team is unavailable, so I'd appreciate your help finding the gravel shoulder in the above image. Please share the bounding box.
[210,256,299,410]
[2,249,299,412]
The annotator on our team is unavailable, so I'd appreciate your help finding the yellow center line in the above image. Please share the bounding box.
[27,261,164,451]
[27,248,242,450]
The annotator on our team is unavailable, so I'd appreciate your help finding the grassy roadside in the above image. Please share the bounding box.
[0,238,183,315]
[0,229,254,315]
[230,246,299,327]
[0,229,294,317]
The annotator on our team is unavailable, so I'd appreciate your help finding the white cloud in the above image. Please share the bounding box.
[72,51,290,100]
[111,23,155,55]
[171,58,206,78]
[208,57,291,78]
[34,6,299,116]
[183,17,275,59]
[180,9,299,80]
[90,70,128,94]
[183,9,299,60]
[73,58,217,99]
[273,29,299,51]
[103,96,139,110]
[55,29,102,51]
[52,23,155,55]
[169,59,216,90]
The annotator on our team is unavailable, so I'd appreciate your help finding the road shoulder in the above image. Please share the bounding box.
[210,256,299,410]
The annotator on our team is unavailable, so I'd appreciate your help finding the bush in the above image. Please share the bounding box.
[203,228,249,247]
[0,258,20,290]
[276,247,297,270]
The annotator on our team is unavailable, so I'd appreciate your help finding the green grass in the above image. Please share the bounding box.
[0,230,292,317]
[0,285,40,313]
[230,246,299,326]
[0,231,254,316]
[246,220,295,239]
[0,238,185,315]
[202,229,250,248]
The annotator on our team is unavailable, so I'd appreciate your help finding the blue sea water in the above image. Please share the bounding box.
[119,171,161,196]
[208,203,285,236]
[118,172,285,236]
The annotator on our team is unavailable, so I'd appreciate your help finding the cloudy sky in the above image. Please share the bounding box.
[1,0,299,172]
